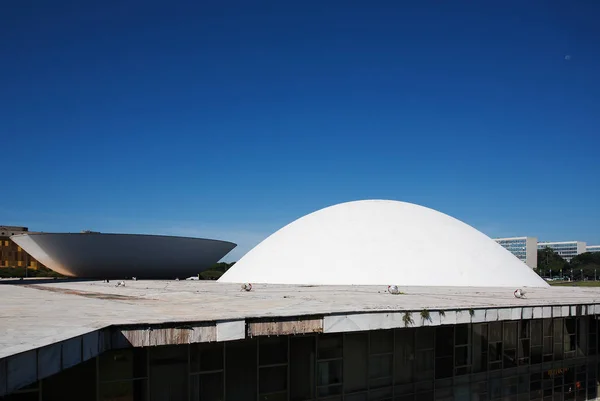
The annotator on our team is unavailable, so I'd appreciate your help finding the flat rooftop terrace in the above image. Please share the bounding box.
[2,279,600,395]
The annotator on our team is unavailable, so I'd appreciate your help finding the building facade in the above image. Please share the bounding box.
[494,237,538,269]
[0,226,46,270]
[4,315,600,401]
[537,242,587,263]
[587,246,600,254]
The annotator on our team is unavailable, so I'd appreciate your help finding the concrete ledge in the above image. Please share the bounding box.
[248,317,322,337]
[4,303,600,397]
[216,320,245,342]
[62,337,82,369]
[37,344,61,380]
[116,323,217,347]
[7,350,36,394]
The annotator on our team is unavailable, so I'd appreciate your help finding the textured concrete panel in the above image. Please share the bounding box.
[542,307,552,318]
[82,332,99,361]
[324,313,406,332]
[62,337,82,369]
[486,309,499,321]
[562,306,570,317]
[522,307,533,320]
[456,310,471,324]
[6,351,36,394]
[216,320,245,342]
[553,306,563,318]
[440,311,457,325]
[533,307,543,319]
[511,308,522,320]
[472,309,486,323]
[37,344,61,380]
[497,309,511,321]
[249,318,323,336]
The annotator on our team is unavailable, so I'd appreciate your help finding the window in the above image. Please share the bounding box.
[259,337,288,400]
[290,336,315,401]
[369,330,393,389]
[435,326,453,379]
[149,345,187,401]
[395,329,415,384]
[98,349,148,401]
[344,333,368,393]
[226,339,257,401]
[318,334,343,397]
[503,322,517,369]
[472,324,488,373]
[190,342,224,401]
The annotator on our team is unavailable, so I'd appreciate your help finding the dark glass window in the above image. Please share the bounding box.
[190,373,223,401]
[191,342,223,373]
[290,336,315,401]
[455,324,469,346]
[395,329,415,384]
[259,336,288,365]
[99,349,147,382]
[371,329,394,354]
[226,339,258,401]
[344,333,368,393]
[319,334,343,359]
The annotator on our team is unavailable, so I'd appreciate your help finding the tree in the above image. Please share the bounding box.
[198,262,236,280]
[537,247,568,277]
[570,252,600,280]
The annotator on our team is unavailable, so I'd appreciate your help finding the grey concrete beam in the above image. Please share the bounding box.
[37,344,61,380]
[6,350,36,394]
[216,320,245,342]
[62,337,82,370]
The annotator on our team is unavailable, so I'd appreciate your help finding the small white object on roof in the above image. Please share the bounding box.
[241,283,253,292]
[219,200,549,288]
[388,285,401,294]
[514,288,527,298]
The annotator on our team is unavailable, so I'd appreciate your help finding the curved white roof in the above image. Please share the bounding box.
[219,200,549,287]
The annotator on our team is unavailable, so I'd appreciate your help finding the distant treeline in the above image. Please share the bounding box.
[199,262,236,280]
[537,248,600,280]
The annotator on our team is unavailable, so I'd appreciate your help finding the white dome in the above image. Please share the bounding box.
[219,200,548,288]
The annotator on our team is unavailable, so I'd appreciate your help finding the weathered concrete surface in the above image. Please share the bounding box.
[2,280,600,395]
[2,280,600,359]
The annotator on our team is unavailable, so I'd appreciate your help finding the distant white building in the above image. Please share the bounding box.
[494,237,538,269]
[587,245,600,254]
[537,241,587,262]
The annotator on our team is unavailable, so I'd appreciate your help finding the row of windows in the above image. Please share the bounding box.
[7,317,600,401]
[539,245,580,250]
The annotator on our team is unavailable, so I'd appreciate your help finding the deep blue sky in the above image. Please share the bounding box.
[1,1,599,260]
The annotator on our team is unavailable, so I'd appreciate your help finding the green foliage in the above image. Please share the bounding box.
[536,248,600,281]
[402,312,414,327]
[468,308,475,317]
[537,247,568,275]
[420,309,431,321]
[569,252,600,280]
[439,310,446,317]
[198,262,236,280]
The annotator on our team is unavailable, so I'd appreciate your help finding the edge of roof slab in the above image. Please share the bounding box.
[3,302,600,397]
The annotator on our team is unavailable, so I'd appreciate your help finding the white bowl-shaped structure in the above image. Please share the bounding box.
[219,200,548,287]
[11,233,236,279]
